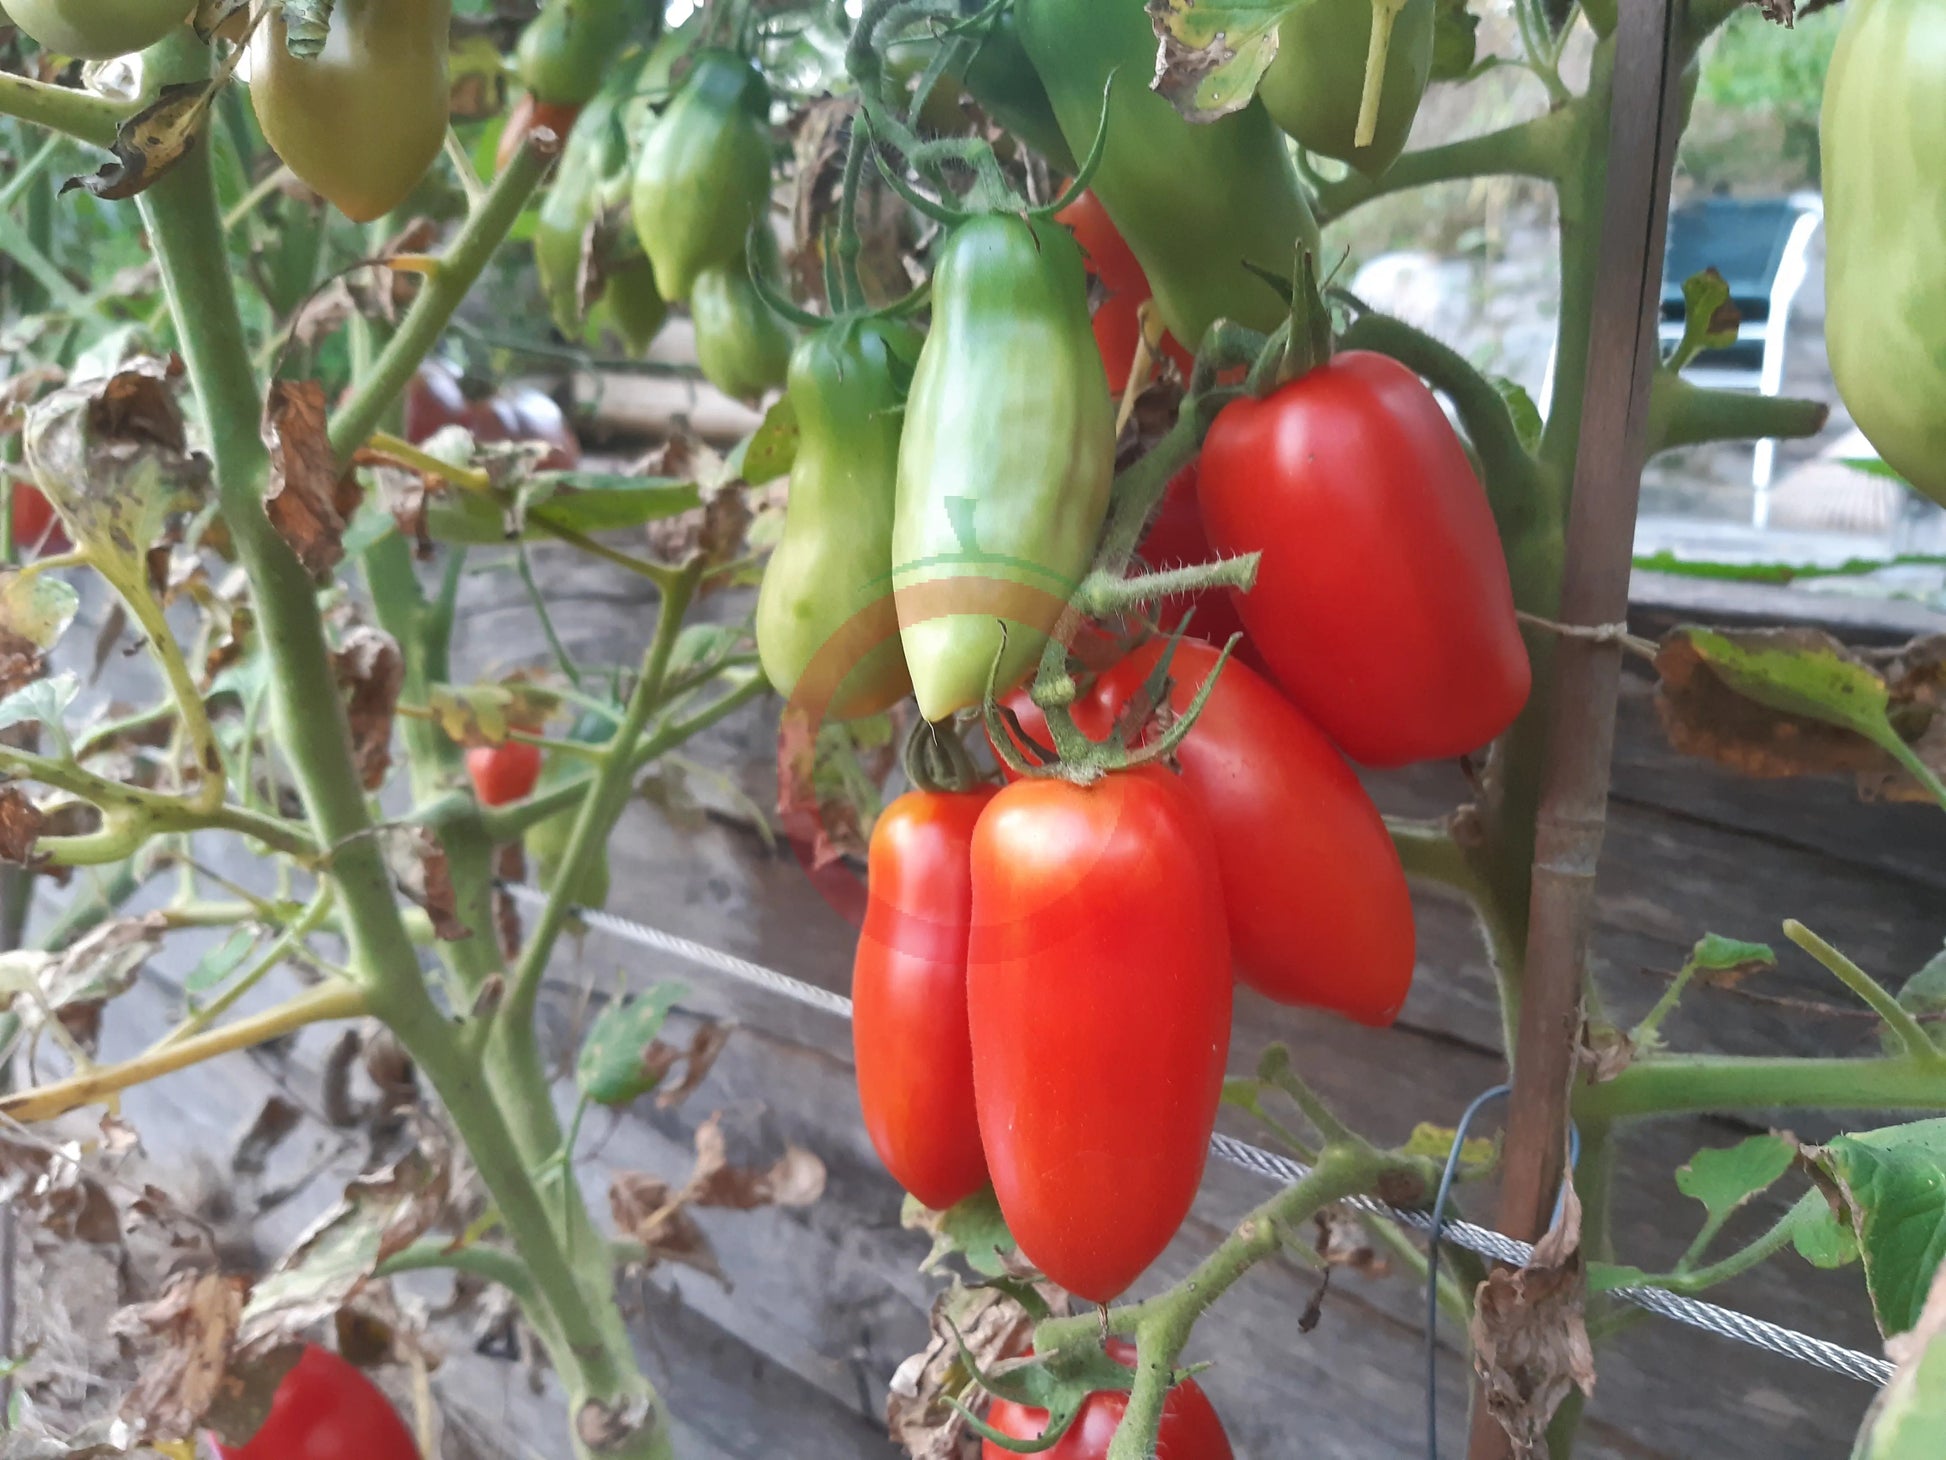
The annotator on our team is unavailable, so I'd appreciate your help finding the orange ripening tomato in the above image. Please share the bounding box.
[982,1340,1235,1460]
[1199,350,1530,767]
[967,767,1230,1302]
[1093,640,1416,1024]
[852,787,996,1211]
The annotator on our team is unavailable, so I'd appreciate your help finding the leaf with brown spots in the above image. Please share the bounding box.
[1470,1173,1595,1456]
[263,381,360,579]
[333,626,403,790]
[63,83,211,201]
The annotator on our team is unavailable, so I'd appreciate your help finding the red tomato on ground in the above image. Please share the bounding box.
[1198,350,1530,767]
[404,360,581,471]
[982,1340,1235,1460]
[852,786,996,1211]
[466,738,543,805]
[1137,465,1254,663]
[967,767,1230,1303]
[1093,640,1416,1024]
[212,1345,418,1460]
[9,478,66,555]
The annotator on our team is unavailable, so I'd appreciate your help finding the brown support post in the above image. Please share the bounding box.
[1465,0,1689,1455]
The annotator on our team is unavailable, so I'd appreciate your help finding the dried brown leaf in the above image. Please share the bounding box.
[0,365,65,432]
[609,1171,727,1283]
[686,1114,826,1211]
[1470,1174,1595,1456]
[0,783,46,866]
[1313,1207,1387,1277]
[652,1021,732,1109]
[113,1269,249,1442]
[63,83,211,201]
[0,633,45,700]
[263,380,360,579]
[332,625,403,790]
[887,1282,1042,1460]
[382,825,470,942]
[232,1096,302,1178]
[1577,1021,1635,1084]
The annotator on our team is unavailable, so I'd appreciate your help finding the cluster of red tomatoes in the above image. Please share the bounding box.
[851,206,1529,1331]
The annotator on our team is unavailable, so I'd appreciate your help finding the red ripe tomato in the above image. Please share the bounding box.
[852,787,996,1211]
[1093,640,1415,1025]
[1057,192,1146,297]
[967,767,1230,1303]
[497,91,583,174]
[9,477,67,555]
[404,361,581,471]
[982,1340,1235,1460]
[1137,465,1253,663]
[1198,350,1530,767]
[466,738,543,806]
[211,1344,418,1460]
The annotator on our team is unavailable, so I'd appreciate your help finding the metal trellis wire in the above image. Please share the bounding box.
[498,883,1897,1391]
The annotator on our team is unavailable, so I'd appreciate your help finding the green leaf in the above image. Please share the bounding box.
[1491,377,1542,454]
[1852,1271,1946,1459]
[1792,1189,1861,1270]
[1690,933,1777,980]
[0,673,77,735]
[905,1186,1016,1279]
[741,395,799,486]
[1634,549,1946,585]
[524,475,702,533]
[1670,626,1914,769]
[1430,0,1482,79]
[1676,1133,1795,1224]
[1667,267,1742,371]
[1897,944,1946,1023]
[1808,1119,1946,1335]
[185,927,259,995]
[575,983,688,1107]
[1149,0,1305,123]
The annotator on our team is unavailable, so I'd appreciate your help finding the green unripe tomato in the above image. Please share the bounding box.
[516,0,631,107]
[6,0,192,58]
[1258,0,1435,177]
[691,235,794,401]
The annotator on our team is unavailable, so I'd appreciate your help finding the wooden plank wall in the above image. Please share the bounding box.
[51,549,1946,1459]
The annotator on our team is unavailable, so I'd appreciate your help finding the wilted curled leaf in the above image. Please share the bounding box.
[332,625,403,790]
[652,1020,732,1109]
[1470,1173,1595,1456]
[609,1172,727,1283]
[887,1282,1046,1460]
[238,1126,452,1353]
[22,359,208,593]
[263,380,360,579]
[687,1113,826,1210]
[380,825,469,941]
[1313,1207,1387,1277]
[63,83,211,201]
[112,1269,250,1443]
[425,680,558,748]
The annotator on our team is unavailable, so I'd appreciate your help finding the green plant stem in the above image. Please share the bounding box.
[1633,1199,1806,1296]
[502,561,702,1025]
[1578,1053,1946,1121]
[1308,110,1573,224]
[1784,920,1944,1064]
[137,40,668,1456]
[0,71,130,148]
[1032,1144,1434,1460]
[1647,372,1830,454]
[159,887,335,1044]
[377,1237,541,1309]
[0,980,366,1122]
[480,670,769,842]
[1385,817,1479,892]
[0,205,102,321]
[329,138,555,462]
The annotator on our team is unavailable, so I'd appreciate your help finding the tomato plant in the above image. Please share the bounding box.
[1199,350,1531,768]
[967,768,1230,1302]
[982,1341,1234,1460]
[852,786,995,1211]
[211,1345,417,1460]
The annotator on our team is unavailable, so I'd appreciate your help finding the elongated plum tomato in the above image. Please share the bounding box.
[968,767,1230,1302]
[852,787,996,1211]
[1199,351,1529,767]
[1095,641,1415,1024]
[982,1340,1235,1460]
[466,739,543,806]
[5,0,191,59]
[212,1344,417,1460]
[249,0,451,223]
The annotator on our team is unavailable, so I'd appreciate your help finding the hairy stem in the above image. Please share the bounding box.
[0,70,130,147]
